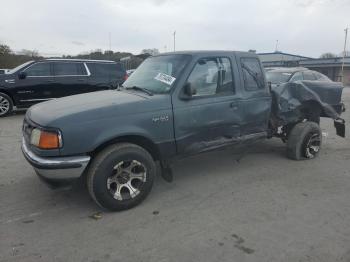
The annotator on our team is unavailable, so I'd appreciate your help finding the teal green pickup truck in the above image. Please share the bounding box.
[22,51,345,211]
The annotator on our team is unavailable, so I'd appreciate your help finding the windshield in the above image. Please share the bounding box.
[123,54,191,94]
[266,71,292,84]
[7,61,34,74]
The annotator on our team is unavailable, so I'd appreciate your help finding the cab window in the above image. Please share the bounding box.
[187,57,234,97]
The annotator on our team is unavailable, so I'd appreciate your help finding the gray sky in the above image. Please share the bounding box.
[0,0,349,57]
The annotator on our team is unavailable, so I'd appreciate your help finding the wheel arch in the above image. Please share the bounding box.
[90,135,161,161]
[0,88,16,106]
[300,100,323,116]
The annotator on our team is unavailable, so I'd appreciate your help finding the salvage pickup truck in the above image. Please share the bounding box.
[21,51,346,211]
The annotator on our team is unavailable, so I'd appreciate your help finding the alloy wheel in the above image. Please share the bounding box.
[304,133,321,158]
[0,95,10,116]
[107,160,147,200]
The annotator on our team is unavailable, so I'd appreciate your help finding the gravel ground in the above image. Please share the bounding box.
[0,89,349,262]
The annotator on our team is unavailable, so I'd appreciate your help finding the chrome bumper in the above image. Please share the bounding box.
[21,139,90,180]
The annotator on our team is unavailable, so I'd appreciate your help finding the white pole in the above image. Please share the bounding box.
[173,31,176,52]
[341,28,348,84]
[275,40,279,52]
[109,32,111,51]
[108,32,112,60]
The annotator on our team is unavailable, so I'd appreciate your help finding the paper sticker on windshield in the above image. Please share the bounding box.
[154,73,176,86]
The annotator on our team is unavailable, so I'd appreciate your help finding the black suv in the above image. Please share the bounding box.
[0,69,9,75]
[0,59,127,116]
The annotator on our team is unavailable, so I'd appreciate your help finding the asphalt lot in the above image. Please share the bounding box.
[1,89,350,262]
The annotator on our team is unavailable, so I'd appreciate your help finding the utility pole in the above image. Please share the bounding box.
[173,31,176,52]
[341,27,348,84]
[108,32,112,60]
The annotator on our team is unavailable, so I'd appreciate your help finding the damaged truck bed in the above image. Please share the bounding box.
[22,50,346,211]
[271,81,345,138]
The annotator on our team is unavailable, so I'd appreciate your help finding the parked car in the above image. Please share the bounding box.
[0,59,127,117]
[126,69,136,76]
[266,67,331,87]
[0,69,9,75]
[21,51,345,211]
[264,67,285,72]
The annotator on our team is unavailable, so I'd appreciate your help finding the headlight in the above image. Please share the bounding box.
[30,128,62,149]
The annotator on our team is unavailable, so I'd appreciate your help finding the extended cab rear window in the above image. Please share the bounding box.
[241,58,264,91]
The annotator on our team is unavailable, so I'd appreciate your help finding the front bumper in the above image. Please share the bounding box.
[21,139,91,183]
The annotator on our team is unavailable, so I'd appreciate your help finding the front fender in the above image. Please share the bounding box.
[58,109,175,157]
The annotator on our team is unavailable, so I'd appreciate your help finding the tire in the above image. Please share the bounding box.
[286,121,322,160]
[87,143,156,211]
[0,92,13,117]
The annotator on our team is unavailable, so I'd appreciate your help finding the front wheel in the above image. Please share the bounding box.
[87,143,156,211]
[286,121,322,160]
[0,92,13,117]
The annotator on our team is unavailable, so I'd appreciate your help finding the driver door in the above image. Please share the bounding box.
[172,57,241,155]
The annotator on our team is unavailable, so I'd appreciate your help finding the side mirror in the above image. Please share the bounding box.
[18,71,27,80]
[184,82,196,97]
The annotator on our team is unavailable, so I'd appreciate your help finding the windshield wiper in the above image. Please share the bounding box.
[125,86,154,96]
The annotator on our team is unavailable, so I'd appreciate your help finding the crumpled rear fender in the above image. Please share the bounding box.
[270,81,345,137]
[271,81,344,123]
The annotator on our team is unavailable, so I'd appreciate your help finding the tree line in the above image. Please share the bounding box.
[1,43,348,69]
[0,44,42,68]
[0,44,146,69]
[320,51,349,59]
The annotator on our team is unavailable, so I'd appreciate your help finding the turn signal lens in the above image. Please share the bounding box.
[39,131,60,149]
[30,129,61,149]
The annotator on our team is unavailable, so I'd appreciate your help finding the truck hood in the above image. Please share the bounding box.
[27,90,171,127]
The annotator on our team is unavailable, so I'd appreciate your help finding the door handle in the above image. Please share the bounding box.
[46,80,55,83]
[77,79,85,82]
[230,103,238,110]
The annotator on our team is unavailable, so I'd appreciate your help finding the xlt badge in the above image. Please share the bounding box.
[152,115,169,123]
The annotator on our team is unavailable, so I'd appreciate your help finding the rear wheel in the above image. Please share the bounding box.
[87,143,156,211]
[286,121,322,160]
[0,92,13,117]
